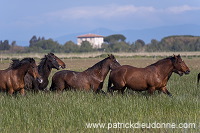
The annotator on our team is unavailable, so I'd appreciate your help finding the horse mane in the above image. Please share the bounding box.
[10,58,35,69]
[149,56,175,67]
[38,53,54,70]
[38,56,47,70]
[85,57,110,72]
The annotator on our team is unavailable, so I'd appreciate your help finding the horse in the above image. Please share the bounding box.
[108,55,190,97]
[0,58,43,95]
[24,53,66,91]
[50,54,120,93]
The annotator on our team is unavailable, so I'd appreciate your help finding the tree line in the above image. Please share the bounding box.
[1,34,200,53]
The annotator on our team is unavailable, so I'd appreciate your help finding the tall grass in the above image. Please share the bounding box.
[0,57,199,132]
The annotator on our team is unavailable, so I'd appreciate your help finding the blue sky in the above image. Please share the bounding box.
[1,0,200,45]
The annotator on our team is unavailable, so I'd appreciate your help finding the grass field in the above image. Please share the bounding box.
[0,56,199,132]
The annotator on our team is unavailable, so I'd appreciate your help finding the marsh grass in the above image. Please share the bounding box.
[0,57,199,132]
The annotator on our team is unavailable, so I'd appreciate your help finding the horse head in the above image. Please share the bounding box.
[107,54,121,70]
[27,58,43,83]
[172,54,190,76]
[45,53,66,70]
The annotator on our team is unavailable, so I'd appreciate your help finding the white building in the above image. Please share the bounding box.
[77,33,104,48]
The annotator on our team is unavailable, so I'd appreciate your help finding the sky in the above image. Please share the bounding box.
[1,0,200,46]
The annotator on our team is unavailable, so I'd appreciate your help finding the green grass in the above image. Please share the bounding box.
[0,58,199,132]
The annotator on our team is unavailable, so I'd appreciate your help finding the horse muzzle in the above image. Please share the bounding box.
[60,64,66,69]
[185,70,190,75]
[37,77,43,83]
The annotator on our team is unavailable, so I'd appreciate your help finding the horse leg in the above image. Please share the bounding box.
[50,80,65,92]
[32,79,39,92]
[197,73,200,87]
[161,87,172,97]
[8,88,14,95]
[118,86,126,95]
[19,88,25,96]
[108,85,122,95]
[96,82,106,94]
[147,87,156,95]
[107,78,113,92]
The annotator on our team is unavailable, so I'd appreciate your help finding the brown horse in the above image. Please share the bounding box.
[50,54,120,93]
[0,58,42,95]
[108,55,190,96]
[24,53,66,91]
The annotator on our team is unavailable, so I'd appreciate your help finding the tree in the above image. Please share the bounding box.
[79,41,93,52]
[0,40,10,50]
[104,34,126,44]
[29,35,38,47]
[131,39,145,52]
[63,41,78,53]
[146,39,159,52]
[28,37,62,53]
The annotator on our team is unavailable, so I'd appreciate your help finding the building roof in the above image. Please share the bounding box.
[77,33,104,38]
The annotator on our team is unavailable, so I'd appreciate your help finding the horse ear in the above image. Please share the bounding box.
[173,54,177,59]
[30,58,35,63]
[110,54,115,59]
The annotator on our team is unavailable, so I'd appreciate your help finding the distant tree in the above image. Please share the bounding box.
[131,39,145,52]
[104,34,126,44]
[11,41,16,46]
[79,41,93,52]
[28,37,62,53]
[63,41,78,53]
[108,42,130,52]
[29,35,38,47]
[195,39,200,51]
[0,40,10,50]
[146,39,159,52]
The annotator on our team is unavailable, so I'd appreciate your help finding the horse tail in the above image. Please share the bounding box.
[197,73,200,87]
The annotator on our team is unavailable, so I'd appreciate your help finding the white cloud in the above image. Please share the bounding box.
[46,5,156,20]
[166,5,200,14]
[46,4,200,21]
[11,4,200,30]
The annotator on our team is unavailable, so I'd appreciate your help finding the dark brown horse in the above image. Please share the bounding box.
[50,54,120,93]
[108,55,190,96]
[24,53,66,91]
[0,58,42,95]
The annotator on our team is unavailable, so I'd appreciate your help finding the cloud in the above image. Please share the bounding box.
[46,5,156,20]
[45,4,200,22]
[166,5,200,14]
[9,4,200,31]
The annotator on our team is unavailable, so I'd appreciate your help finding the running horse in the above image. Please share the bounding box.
[0,58,43,95]
[50,54,120,93]
[24,53,66,91]
[108,55,190,96]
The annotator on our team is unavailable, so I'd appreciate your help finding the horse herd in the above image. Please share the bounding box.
[0,53,192,97]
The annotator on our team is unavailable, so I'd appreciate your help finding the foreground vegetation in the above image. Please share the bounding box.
[0,57,199,132]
